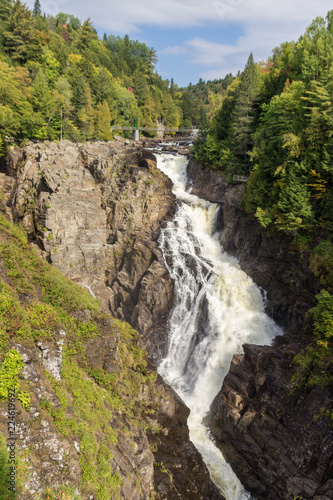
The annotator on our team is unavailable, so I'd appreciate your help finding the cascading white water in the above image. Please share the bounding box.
[156,153,282,500]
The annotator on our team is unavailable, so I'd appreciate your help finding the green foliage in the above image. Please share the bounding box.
[197,10,333,242]
[310,241,333,291]
[32,0,41,17]
[3,0,41,63]
[0,214,101,353]
[0,0,227,144]
[310,290,333,342]
[38,485,81,500]
[192,10,333,389]
[294,290,333,387]
[0,350,30,409]
[231,53,261,166]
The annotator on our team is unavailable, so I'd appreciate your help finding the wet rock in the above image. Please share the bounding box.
[147,376,223,500]
[188,159,333,500]
[206,340,333,500]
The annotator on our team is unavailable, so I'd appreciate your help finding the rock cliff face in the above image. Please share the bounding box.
[0,140,222,500]
[9,139,174,349]
[187,159,333,500]
[206,340,333,500]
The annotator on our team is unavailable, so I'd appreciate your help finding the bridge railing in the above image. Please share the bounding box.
[111,125,198,133]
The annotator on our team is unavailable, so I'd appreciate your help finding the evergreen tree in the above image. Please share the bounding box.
[133,70,148,107]
[52,76,72,139]
[80,18,97,47]
[3,0,41,63]
[78,87,95,140]
[94,100,112,141]
[276,171,313,231]
[231,53,260,167]
[32,0,41,17]
[71,73,88,123]
[30,68,53,118]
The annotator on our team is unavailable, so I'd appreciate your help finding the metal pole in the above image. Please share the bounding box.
[60,106,63,141]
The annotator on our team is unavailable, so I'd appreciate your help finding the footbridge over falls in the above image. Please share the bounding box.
[111,125,198,140]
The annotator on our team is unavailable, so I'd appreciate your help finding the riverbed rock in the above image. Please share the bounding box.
[206,338,333,500]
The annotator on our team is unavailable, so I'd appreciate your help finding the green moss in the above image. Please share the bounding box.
[0,216,27,246]
[37,484,81,500]
[0,350,30,409]
[42,354,122,499]
[27,302,60,338]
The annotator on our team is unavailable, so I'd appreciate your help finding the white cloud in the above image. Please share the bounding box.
[160,45,188,56]
[24,0,332,84]
[27,0,331,34]
[186,38,239,65]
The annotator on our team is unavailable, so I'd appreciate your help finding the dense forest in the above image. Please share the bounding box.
[0,0,231,150]
[193,11,333,387]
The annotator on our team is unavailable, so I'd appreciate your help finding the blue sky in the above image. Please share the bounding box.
[25,0,332,87]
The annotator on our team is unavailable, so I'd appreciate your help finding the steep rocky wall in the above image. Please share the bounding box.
[187,159,333,500]
[8,139,174,360]
[1,141,223,500]
[206,341,333,500]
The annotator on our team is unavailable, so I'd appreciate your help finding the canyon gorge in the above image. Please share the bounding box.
[0,138,332,500]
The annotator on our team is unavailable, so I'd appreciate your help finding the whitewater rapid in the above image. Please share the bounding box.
[156,153,282,500]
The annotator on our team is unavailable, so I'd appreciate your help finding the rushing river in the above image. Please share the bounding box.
[156,153,282,500]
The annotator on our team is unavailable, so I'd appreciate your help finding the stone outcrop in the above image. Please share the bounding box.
[7,139,175,359]
[206,338,333,500]
[2,331,220,500]
[187,159,333,500]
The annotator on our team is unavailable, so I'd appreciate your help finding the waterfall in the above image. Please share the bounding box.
[156,153,282,500]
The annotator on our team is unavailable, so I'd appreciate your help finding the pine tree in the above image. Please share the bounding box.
[3,0,41,63]
[32,0,41,17]
[78,87,95,140]
[276,171,313,231]
[133,71,148,107]
[71,74,88,124]
[80,18,97,47]
[231,53,260,167]
[94,101,112,141]
[30,68,53,118]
